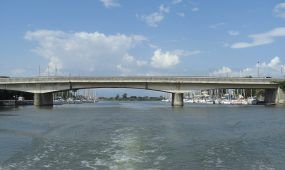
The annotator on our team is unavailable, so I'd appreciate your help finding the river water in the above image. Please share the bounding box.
[0,102,285,170]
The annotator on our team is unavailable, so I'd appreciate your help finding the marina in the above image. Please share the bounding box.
[162,89,261,105]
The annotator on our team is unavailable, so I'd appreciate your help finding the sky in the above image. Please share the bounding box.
[1,0,285,96]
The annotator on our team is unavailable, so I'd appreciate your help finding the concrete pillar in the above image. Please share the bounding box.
[276,87,285,104]
[172,93,184,107]
[264,89,277,104]
[34,93,53,106]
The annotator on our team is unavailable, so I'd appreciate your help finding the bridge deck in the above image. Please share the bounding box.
[0,76,282,85]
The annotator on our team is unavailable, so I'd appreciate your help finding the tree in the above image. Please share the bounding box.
[115,94,120,100]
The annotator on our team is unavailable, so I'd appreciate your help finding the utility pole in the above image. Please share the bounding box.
[47,66,49,77]
[38,65,41,77]
[55,66,57,76]
[257,61,260,77]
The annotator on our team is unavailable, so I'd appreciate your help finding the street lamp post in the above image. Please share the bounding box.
[38,65,41,77]
[55,66,57,76]
[47,66,50,77]
[257,61,260,77]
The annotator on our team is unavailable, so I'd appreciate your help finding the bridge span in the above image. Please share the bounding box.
[0,76,284,106]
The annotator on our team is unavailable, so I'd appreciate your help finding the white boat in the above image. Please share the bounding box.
[67,98,74,104]
[184,99,194,103]
[231,99,243,105]
[247,97,257,105]
[214,99,221,104]
[206,99,214,104]
[242,100,249,105]
[53,99,64,105]
[221,99,231,105]
[161,98,171,102]
[74,99,83,104]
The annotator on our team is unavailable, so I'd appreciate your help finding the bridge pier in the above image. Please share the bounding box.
[264,89,277,104]
[34,93,53,106]
[172,93,184,107]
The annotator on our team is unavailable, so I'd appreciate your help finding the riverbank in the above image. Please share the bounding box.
[0,100,33,106]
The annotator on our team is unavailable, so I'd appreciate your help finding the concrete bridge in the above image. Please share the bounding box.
[0,76,284,106]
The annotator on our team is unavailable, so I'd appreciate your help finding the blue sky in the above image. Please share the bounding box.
[1,0,285,80]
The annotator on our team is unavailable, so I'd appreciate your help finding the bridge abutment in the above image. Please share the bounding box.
[264,88,285,105]
[34,93,53,106]
[276,87,285,104]
[172,93,184,107]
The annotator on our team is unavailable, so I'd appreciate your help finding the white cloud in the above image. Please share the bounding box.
[211,67,232,76]
[117,53,149,75]
[159,4,170,13]
[172,0,182,4]
[231,27,285,48]
[192,7,199,12]
[223,43,230,47]
[10,68,28,76]
[150,49,199,69]
[116,64,131,75]
[139,13,164,27]
[259,56,282,71]
[138,4,170,27]
[122,53,148,66]
[267,56,280,68]
[151,49,180,69]
[176,12,185,17]
[136,60,148,67]
[172,49,201,56]
[211,56,285,77]
[148,43,159,49]
[228,30,240,36]
[25,30,146,75]
[100,0,120,8]
[274,3,285,18]
[209,22,226,29]
[122,53,135,63]
[25,29,202,76]
[247,57,285,77]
